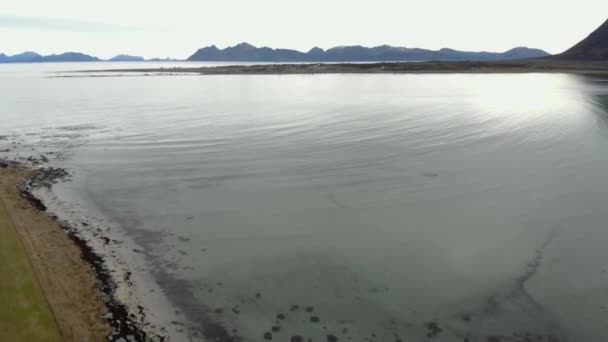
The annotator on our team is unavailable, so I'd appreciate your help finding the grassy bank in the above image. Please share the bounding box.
[0,167,111,342]
[0,194,62,342]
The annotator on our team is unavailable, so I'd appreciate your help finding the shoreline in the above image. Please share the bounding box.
[0,161,157,341]
[69,59,608,76]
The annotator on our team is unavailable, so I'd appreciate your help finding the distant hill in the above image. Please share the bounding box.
[41,52,100,62]
[0,52,179,63]
[187,43,550,62]
[0,51,43,63]
[555,18,608,60]
[109,54,145,62]
[148,57,180,62]
[0,52,99,63]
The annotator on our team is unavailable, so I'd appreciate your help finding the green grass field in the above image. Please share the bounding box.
[0,199,62,342]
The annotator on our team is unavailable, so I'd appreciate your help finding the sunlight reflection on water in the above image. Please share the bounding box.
[2,65,608,341]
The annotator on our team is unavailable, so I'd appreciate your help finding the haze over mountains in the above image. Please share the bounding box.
[0,44,550,63]
[5,15,608,65]
[0,52,175,63]
[0,52,100,63]
[8,17,608,65]
[109,54,145,62]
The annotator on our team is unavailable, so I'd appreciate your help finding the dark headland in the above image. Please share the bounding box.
[553,18,608,61]
[84,18,608,75]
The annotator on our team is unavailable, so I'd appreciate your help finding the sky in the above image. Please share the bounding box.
[1,0,607,59]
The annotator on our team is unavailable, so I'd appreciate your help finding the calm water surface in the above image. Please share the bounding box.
[2,63,608,341]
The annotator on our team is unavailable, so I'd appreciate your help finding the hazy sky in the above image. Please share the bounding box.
[1,0,607,59]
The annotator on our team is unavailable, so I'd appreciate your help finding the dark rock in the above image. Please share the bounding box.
[327,334,339,342]
[424,321,443,337]
[461,313,472,322]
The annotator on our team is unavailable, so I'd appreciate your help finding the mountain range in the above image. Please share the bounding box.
[0,52,100,63]
[6,17,608,64]
[0,45,551,64]
[187,43,550,62]
[0,52,177,63]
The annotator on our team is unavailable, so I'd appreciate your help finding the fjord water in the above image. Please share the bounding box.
[3,64,608,341]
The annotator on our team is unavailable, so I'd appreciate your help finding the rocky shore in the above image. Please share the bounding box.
[0,157,167,341]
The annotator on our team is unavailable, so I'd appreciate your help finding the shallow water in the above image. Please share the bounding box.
[3,63,608,341]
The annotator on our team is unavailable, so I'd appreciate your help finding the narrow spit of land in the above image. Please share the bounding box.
[0,166,110,342]
[75,59,608,76]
